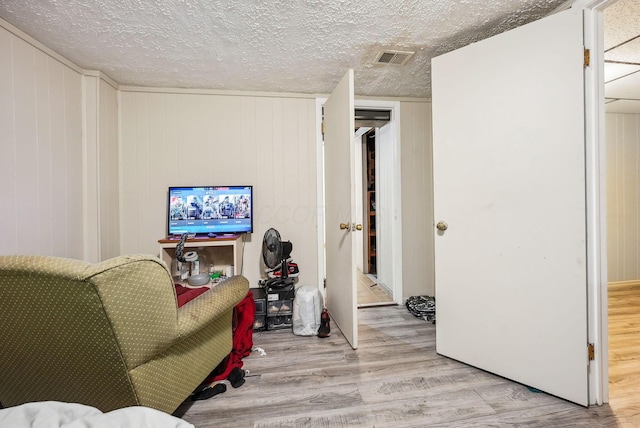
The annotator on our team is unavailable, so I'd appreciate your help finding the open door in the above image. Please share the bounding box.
[324,70,358,349]
[432,8,589,405]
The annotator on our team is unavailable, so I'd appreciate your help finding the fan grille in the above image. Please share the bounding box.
[262,228,282,269]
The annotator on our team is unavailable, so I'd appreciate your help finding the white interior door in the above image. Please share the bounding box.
[324,70,358,349]
[432,8,589,405]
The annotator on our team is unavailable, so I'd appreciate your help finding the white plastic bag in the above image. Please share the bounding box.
[293,285,323,336]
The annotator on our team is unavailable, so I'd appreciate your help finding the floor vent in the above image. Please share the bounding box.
[373,50,415,66]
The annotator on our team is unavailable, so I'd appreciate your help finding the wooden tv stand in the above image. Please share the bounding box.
[158,235,243,277]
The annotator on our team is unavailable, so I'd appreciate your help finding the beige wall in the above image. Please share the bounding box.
[98,80,120,260]
[0,24,84,258]
[400,101,435,297]
[607,112,640,282]
[118,91,319,287]
[118,91,435,298]
[0,18,434,298]
[0,20,119,261]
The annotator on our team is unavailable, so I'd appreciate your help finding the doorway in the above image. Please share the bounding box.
[316,98,403,306]
[356,127,394,307]
[603,0,640,411]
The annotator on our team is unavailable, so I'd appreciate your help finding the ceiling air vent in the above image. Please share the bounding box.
[374,50,415,66]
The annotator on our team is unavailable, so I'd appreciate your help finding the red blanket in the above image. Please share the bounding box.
[206,290,256,383]
[174,283,210,307]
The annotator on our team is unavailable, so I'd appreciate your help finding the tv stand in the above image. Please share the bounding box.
[158,235,243,278]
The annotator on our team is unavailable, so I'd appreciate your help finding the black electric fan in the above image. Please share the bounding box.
[262,228,295,288]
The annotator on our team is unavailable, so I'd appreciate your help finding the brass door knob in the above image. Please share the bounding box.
[436,221,448,231]
[340,223,350,231]
[355,224,363,231]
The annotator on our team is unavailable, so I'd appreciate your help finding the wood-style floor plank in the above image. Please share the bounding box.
[608,281,640,428]
[175,293,638,427]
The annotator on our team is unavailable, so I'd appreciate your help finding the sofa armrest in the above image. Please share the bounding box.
[177,275,249,338]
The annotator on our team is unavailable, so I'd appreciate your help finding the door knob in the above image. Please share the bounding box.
[340,223,351,231]
[355,224,363,231]
[436,221,448,231]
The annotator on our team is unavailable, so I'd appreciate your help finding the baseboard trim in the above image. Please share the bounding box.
[608,280,640,288]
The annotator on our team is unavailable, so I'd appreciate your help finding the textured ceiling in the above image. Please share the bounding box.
[604,0,640,113]
[0,0,570,98]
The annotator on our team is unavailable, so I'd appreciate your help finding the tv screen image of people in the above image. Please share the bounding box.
[168,186,253,236]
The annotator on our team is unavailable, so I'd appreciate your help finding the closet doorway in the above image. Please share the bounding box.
[317,99,402,309]
[355,125,394,307]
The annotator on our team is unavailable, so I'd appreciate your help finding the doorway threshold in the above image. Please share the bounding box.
[358,301,398,309]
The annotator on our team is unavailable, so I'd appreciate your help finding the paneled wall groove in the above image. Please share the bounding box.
[1,24,83,258]
[1,17,119,260]
[1,16,433,299]
[119,91,319,285]
[607,112,640,282]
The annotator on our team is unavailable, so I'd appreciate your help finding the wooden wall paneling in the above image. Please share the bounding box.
[118,92,318,286]
[614,115,626,281]
[98,79,120,260]
[118,92,139,255]
[174,94,198,183]
[239,97,258,187]
[236,97,259,277]
[146,92,169,244]
[46,56,68,256]
[253,97,276,279]
[272,98,286,229]
[606,113,640,282]
[34,50,53,255]
[282,98,315,284]
[303,97,319,284]
[616,114,626,282]
[623,115,639,280]
[196,94,215,180]
[83,75,99,262]
[134,93,151,253]
[163,94,180,187]
[295,98,317,261]
[400,101,434,298]
[0,30,85,259]
[62,66,83,259]
[216,95,242,178]
[12,37,39,254]
[606,114,620,281]
[254,97,275,235]
[190,94,208,182]
[0,30,17,253]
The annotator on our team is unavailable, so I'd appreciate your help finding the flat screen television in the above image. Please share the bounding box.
[167,185,253,236]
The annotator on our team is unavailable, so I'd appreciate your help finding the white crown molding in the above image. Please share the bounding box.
[83,70,120,90]
[118,85,320,99]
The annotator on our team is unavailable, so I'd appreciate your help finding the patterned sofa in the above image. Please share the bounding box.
[0,254,248,414]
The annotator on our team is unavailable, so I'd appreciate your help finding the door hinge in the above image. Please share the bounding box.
[584,49,590,68]
[587,343,595,361]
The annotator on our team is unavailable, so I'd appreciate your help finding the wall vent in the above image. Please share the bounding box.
[373,50,415,66]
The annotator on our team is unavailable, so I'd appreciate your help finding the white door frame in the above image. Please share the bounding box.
[556,0,614,405]
[315,98,403,304]
[574,0,613,406]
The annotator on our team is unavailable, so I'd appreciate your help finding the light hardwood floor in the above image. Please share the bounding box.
[357,270,394,307]
[176,300,638,427]
[608,281,640,425]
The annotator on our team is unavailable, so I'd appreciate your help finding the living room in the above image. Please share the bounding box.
[1,0,638,426]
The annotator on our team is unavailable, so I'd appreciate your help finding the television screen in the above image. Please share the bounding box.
[167,185,253,236]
